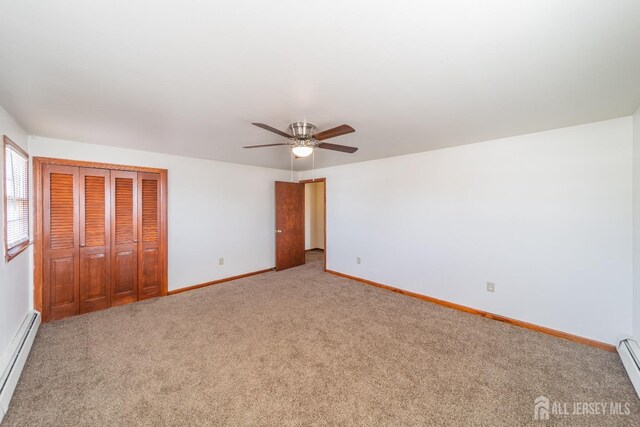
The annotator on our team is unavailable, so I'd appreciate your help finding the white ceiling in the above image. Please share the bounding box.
[1,1,640,171]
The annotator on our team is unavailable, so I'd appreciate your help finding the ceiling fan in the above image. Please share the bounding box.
[244,122,358,158]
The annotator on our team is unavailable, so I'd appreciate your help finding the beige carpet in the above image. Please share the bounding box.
[3,250,639,426]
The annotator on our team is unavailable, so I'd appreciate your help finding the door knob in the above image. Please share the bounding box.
[275,229,282,234]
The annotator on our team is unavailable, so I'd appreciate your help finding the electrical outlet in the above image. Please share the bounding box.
[486,282,495,293]
[219,258,224,265]
[357,257,361,264]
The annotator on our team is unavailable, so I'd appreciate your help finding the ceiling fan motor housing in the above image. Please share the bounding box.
[289,122,317,139]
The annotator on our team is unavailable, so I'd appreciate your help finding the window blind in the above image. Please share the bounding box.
[4,139,29,251]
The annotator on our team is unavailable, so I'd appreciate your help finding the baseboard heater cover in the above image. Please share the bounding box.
[618,337,640,399]
[0,311,40,423]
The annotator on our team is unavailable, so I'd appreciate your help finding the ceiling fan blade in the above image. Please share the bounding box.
[251,123,291,139]
[313,124,355,141]
[243,143,289,148]
[317,142,358,153]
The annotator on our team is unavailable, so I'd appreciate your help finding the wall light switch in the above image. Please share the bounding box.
[357,257,361,264]
[486,282,495,293]
[219,258,224,265]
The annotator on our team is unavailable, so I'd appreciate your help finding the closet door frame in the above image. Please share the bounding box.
[34,157,168,322]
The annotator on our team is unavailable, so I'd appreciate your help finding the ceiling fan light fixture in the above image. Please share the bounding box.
[292,145,314,158]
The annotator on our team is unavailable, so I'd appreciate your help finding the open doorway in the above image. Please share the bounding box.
[274,178,326,272]
[302,178,326,270]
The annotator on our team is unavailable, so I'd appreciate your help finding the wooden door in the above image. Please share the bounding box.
[79,168,111,313]
[43,164,80,321]
[275,181,305,271]
[111,170,138,305]
[137,172,163,300]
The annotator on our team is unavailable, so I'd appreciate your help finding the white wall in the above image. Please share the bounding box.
[300,117,633,345]
[304,182,325,250]
[29,136,290,291]
[0,106,32,370]
[315,182,325,250]
[633,106,640,337]
[305,184,313,250]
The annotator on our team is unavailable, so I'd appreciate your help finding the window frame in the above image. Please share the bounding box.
[3,135,30,262]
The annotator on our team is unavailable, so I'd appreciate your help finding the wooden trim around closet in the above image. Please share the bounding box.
[33,157,44,314]
[34,157,166,174]
[33,157,168,320]
[326,270,616,352]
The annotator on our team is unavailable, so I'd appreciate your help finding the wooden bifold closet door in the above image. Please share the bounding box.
[79,167,111,313]
[111,170,138,306]
[41,162,166,321]
[43,164,80,320]
[138,172,162,300]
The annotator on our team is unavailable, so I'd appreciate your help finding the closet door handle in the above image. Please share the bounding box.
[133,240,138,243]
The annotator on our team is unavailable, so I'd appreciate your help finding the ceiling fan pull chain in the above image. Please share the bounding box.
[290,148,294,182]
[312,149,315,180]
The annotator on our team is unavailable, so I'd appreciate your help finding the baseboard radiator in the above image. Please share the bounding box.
[618,338,640,398]
[0,311,40,423]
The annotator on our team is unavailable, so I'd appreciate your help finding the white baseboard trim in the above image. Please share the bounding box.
[0,311,41,423]
[618,337,640,399]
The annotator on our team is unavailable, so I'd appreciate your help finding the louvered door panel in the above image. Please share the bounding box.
[79,168,111,313]
[111,170,138,305]
[49,174,75,250]
[138,173,162,299]
[43,165,80,320]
